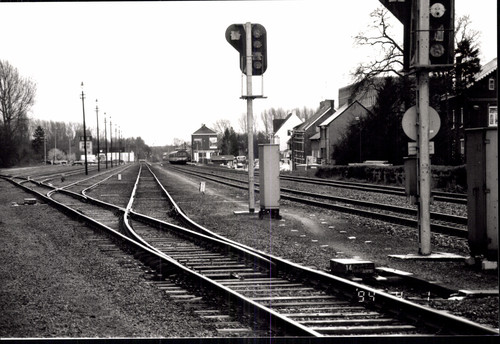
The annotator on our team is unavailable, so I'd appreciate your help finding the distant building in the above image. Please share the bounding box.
[290,99,335,168]
[318,100,371,165]
[191,124,218,163]
[78,132,92,153]
[271,110,303,160]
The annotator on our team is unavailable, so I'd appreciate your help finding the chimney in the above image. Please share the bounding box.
[320,99,335,109]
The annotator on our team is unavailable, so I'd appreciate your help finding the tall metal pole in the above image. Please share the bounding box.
[80,82,88,175]
[44,135,47,165]
[245,22,255,213]
[115,125,118,165]
[53,129,56,164]
[104,113,108,169]
[110,116,113,168]
[416,0,432,255]
[118,126,121,165]
[95,99,100,172]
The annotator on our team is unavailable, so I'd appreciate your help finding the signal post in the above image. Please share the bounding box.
[226,22,268,214]
[381,0,454,255]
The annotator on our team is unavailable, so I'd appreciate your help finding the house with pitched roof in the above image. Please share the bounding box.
[191,124,218,163]
[272,110,303,159]
[318,100,371,165]
[290,99,335,168]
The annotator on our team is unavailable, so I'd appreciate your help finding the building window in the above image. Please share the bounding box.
[209,137,217,149]
[460,139,465,155]
[460,107,464,127]
[489,78,495,90]
[489,106,498,127]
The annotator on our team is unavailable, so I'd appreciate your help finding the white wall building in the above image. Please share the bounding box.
[272,111,303,153]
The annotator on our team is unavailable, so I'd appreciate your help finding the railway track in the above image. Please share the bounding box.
[133,163,496,336]
[2,163,496,336]
[3,167,269,337]
[167,165,468,238]
[180,164,467,205]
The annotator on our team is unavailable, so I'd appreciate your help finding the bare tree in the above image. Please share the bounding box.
[259,107,288,136]
[352,7,405,88]
[0,60,36,166]
[293,106,317,122]
[172,137,185,148]
[0,60,36,136]
[212,119,232,136]
[260,109,273,136]
[454,15,481,50]
[353,8,482,86]
[238,113,247,133]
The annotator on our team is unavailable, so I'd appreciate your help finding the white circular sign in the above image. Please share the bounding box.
[402,105,441,141]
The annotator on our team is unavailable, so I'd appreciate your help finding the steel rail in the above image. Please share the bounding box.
[167,166,468,238]
[182,164,467,204]
[279,174,467,204]
[4,167,319,337]
[2,169,496,336]
[3,175,316,336]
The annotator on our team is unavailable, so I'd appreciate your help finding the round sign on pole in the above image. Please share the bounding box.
[402,105,441,141]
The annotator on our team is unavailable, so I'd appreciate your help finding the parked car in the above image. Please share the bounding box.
[235,155,247,169]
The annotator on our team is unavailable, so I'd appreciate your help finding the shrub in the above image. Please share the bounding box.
[313,165,467,191]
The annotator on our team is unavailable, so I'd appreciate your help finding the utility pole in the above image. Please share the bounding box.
[118,126,121,165]
[95,99,100,172]
[110,116,113,168]
[44,134,47,165]
[104,113,108,169]
[53,129,56,164]
[80,82,88,175]
[115,125,118,165]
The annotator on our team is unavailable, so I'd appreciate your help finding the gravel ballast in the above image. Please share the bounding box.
[1,163,498,338]
[152,165,499,330]
[0,179,218,338]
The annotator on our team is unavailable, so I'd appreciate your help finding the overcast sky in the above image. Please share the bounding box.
[1,0,497,146]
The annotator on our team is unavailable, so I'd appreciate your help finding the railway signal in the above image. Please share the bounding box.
[225,23,267,75]
[428,0,454,66]
[249,24,267,75]
[225,24,246,74]
[380,0,455,256]
[226,22,268,214]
